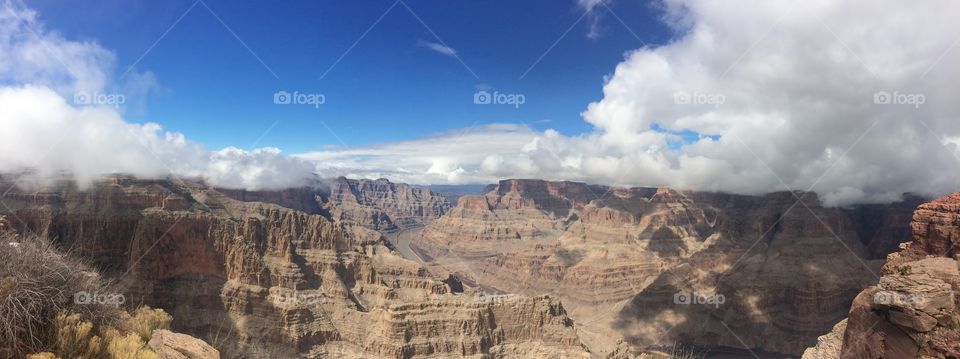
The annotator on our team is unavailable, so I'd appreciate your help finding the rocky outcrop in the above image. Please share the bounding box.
[802,320,847,359]
[910,192,960,257]
[324,177,451,231]
[149,330,221,359]
[0,176,586,358]
[804,192,960,359]
[415,179,920,357]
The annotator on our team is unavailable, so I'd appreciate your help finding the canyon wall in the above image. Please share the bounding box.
[0,176,586,358]
[323,177,451,231]
[414,179,922,357]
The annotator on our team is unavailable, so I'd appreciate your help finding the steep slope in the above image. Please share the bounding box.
[0,176,587,358]
[415,179,921,356]
[803,192,960,359]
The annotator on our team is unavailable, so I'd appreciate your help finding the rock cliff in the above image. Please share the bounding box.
[0,176,586,358]
[322,177,451,231]
[804,192,960,359]
[415,179,920,356]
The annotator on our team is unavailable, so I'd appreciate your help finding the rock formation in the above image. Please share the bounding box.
[413,179,920,356]
[804,192,960,359]
[0,176,586,358]
[322,177,451,231]
[149,329,221,359]
[1,174,934,358]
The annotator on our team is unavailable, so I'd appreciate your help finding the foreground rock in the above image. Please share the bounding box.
[149,330,220,359]
[415,179,922,356]
[0,176,586,358]
[804,192,960,358]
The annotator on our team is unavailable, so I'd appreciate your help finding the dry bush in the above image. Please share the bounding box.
[129,307,172,343]
[105,332,157,359]
[49,312,108,359]
[30,309,164,359]
[0,232,121,357]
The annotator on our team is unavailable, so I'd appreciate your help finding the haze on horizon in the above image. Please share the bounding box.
[2,0,960,206]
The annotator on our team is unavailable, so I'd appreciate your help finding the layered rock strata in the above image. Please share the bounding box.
[0,176,586,358]
[414,179,920,356]
[322,177,451,231]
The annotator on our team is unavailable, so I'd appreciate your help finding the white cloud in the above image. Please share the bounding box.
[304,0,960,206]
[575,0,960,205]
[298,124,545,185]
[0,0,315,191]
[4,0,960,206]
[417,39,457,57]
[577,0,607,39]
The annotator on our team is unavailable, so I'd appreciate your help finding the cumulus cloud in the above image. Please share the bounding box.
[576,0,960,205]
[306,0,960,206]
[0,0,315,190]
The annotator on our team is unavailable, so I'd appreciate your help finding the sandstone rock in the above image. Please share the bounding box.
[911,192,960,257]
[820,192,960,359]
[324,177,451,231]
[0,176,586,358]
[801,319,847,359]
[415,179,915,356]
[148,330,220,359]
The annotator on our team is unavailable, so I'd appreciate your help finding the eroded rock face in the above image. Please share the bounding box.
[817,192,960,359]
[415,179,919,356]
[0,176,586,359]
[911,192,960,257]
[324,177,451,231]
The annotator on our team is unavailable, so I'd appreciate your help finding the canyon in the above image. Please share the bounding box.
[0,174,949,358]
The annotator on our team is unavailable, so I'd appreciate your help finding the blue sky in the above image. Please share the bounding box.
[24,0,672,152]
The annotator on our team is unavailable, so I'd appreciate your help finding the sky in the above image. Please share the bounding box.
[20,0,670,151]
[2,0,960,206]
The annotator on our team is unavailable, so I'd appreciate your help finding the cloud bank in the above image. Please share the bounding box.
[0,0,315,190]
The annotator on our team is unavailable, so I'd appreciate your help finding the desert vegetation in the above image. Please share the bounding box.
[0,228,172,358]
